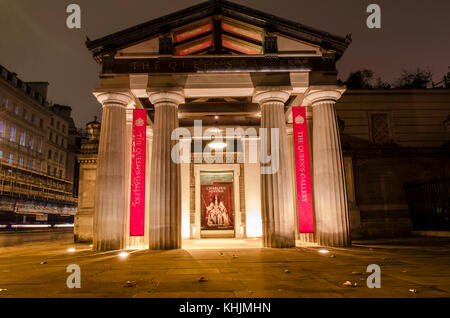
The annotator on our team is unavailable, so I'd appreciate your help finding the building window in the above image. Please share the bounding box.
[48,149,52,159]
[13,103,18,115]
[10,126,16,142]
[29,135,34,149]
[1,96,7,109]
[370,113,391,145]
[18,157,23,167]
[56,135,59,144]
[53,167,57,176]
[62,125,66,133]
[36,162,40,171]
[47,165,51,174]
[27,159,32,170]
[56,121,60,130]
[0,120,4,137]
[60,154,64,163]
[37,139,42,153]
[0,150,2,160]
[22,108,27,119]
[19,131,25,146]
[54,151,58,162]
[39,118,43,128]
[50,118,54,126]
[9,154,13,165]
[31,113,35,124]
[59,170,62,178]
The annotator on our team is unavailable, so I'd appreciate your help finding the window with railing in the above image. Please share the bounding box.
[20,131,25,146]
[1,96,7,109]
[10,126,16,142]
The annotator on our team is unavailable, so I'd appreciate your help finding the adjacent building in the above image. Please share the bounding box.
[0,64,79,226]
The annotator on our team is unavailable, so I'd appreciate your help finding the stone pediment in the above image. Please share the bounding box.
[86,0,350,61]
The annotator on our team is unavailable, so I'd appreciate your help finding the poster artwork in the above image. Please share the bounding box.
[201,182,234,231]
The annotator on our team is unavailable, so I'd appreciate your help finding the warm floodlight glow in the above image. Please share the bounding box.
[67,248,76,252]
[118,251,129,259]
[214,115,219,120]
[318,249,329,254]
[207,141,227,150]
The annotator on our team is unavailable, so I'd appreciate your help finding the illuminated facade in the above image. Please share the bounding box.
[78,0,450,251]
[0,64,78,225]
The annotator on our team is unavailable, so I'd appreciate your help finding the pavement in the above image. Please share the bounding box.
[0,234,450,298]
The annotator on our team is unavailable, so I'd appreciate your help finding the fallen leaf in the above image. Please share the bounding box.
[124,281,136,287]
[198,277,208,283]
[343,281,353,286]
[40,261,47,265]
[330,254,336,258]
[343,281,359,287]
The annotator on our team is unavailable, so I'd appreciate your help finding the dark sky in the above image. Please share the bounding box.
[1,0,449,128]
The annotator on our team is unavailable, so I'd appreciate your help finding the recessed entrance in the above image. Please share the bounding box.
[193,164,243,239]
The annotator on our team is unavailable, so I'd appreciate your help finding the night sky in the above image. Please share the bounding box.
[0,0,449,128]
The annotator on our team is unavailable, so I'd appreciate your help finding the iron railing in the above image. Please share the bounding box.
[405,178,450,231]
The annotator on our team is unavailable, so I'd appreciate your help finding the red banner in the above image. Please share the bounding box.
[130,109,146,236]
[292,107,314,233]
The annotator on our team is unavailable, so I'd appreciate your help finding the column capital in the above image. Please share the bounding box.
[148,90,185,106]
[253,86,292,105]
[303,85,346,106]
[93,91,134,107]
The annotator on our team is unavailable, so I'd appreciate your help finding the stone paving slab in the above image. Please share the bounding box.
[1,237,450,298]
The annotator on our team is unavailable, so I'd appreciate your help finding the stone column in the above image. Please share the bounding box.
[253,87,296,248]
[93,92,133,251]
[305,86,350,247]
[148,90,184,250]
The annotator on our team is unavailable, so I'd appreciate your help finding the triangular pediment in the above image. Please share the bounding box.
[87,0,350,61]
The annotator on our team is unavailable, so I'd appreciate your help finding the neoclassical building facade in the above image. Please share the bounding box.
[80,0,355,251]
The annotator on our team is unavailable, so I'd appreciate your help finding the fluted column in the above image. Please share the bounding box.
[253,87,296,248]
[93,92,133,251]
[148,90,184,250]
[305,86,350,247]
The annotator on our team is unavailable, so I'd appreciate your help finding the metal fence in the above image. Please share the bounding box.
[404,178,450,231]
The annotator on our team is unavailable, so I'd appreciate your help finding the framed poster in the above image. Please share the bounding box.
[200,172,234,232]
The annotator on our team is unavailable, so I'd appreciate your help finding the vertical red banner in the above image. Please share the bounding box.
[130,109,146,236]
[292,107,314,233]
